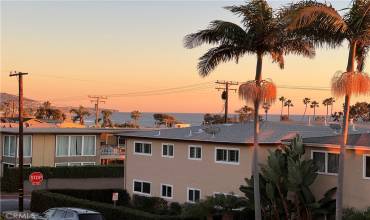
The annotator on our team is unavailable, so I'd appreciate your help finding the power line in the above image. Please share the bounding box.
[89,95,107,127]
[215,80,238,123]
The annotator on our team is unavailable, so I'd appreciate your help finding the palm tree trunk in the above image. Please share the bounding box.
[336,42,357,220]
[313,107,316,119]
[288,106,290,119]
[253,53,263,220]
[280,101,284,117]
[302,105,307,120]
[265,111,267,121]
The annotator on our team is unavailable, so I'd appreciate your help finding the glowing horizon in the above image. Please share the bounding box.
[1,0,369,115]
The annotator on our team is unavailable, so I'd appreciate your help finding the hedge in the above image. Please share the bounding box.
[30,190,198,220]
[1,165,124,192]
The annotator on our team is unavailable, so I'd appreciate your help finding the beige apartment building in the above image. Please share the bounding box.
[0,127,136,176]
[119,121,370,209]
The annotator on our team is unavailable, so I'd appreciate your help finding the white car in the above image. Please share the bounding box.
[33,207,104,220]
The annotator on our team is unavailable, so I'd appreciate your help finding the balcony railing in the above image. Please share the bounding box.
[101,145,125,156]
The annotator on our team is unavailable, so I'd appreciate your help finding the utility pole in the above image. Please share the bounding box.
[215,80,238,123]
[88,95,107,127]
[9,71,28,212]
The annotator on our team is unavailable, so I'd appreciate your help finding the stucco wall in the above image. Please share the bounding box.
[32,134,55,166]
[125,138,275,203]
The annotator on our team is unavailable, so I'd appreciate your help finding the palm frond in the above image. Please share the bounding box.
[356,43,369,71]
[184,20,248,49]
[197,45,248,77]
[239,79,277,104]
[331,71,370,96]
[345,0,370,39]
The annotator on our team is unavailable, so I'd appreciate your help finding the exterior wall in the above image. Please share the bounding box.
[32,134,55,166]
[125,138,275,203]
[306,146,370,210]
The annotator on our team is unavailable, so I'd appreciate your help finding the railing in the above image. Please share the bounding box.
[101,145,125,156]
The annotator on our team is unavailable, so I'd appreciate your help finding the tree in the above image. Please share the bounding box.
[203,113,228,125]
[240,135,336,219]
[262,102,271,121]
[328,97,335,116]
[349,102,370,122]
[131,110,142,127]
[284,99,293,120]
[302,98,311,120]
[310,101,319,120]
[70,106,90,125]
[279,96,286,119]
[322,98,331,121]
[184,1,315,218]
[236,106,254,122]
[284,1,370,218]
[153,113,176,128]
[35,101,65,121]
[101,110,113,127]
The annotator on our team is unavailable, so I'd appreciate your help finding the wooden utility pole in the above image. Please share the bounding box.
[215,80,238,123]
[88,95,107,127]
[9,71,28,212]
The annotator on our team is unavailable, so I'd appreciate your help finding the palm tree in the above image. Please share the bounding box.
[262,102,271,121]
[302,97,311,120]
[310,101,319,121]
[284,1,370,218]
[328,97,335,117]
[101,110,113,127]
[184,1,315,218]
[322,98,331,121]
[131,110,141,127]
[284,99,293,120]
[70,106,90,125]
[279,96,286,118]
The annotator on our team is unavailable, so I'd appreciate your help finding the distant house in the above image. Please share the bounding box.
[118,121,370,209]
[0,127,144,176]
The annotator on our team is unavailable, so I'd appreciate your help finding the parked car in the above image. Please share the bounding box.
[32,207,104,220]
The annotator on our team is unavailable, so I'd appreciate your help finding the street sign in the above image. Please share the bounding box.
[112,192,119,201]
[29,172,43,186]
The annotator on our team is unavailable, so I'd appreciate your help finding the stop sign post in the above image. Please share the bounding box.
[29,172,43,186]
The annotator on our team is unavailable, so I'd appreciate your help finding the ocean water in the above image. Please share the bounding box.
[86,112,316,127]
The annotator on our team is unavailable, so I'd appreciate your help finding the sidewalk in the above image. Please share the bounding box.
[0,193,31,199]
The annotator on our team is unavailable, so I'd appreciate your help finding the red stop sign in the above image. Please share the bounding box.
[29,172,43,186]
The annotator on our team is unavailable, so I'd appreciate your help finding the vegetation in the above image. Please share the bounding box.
[131,110,141,127]
[70,105,90,125]
[262,102,271,121]
[349,102,370,122]
[279,96,287,118]
[284,1,370,218]
[323,97,335,121]
[284,99,293,120]
[1,165,124,192]
[240,135,336,219]
[153,113,177,127]
[302,98,311,120]
[343,207,370,220]
[100,109,113,127]
[35,101,66,121]
[235,105,254,122]
[310,101,319,119]
[203,113,225,125]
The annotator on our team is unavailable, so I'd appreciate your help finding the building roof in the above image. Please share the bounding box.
[0,127,149,134]
[303,133,370,147]
[118,121,370,145]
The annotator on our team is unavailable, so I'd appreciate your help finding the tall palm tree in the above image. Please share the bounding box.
[262,102,271,121]
[184,1,315,218]
[302,97,311,120]
[328,97,336,117]
[70,106,90,125]
[284,99,293,120]
[310,101,319,121]
[322,98,331,121]
[279,96,286,118]
[131,110,141,127]
[101,110,113,127]
[284,1,370,218]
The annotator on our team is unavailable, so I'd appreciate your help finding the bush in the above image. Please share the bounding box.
[343,208,370,220]
[50,189,130,206]
[132,195,169,215]
[30,190,196,220]
[1,165,124,192]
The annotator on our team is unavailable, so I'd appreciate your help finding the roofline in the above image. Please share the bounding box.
[303,143,370,151]
[118,135,282,146]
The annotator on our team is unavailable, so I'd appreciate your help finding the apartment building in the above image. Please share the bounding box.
[119,121,370,209]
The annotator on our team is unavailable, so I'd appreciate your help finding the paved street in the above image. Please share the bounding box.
[1,195,31,212]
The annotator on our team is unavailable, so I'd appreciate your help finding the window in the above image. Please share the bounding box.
[215,148,239,164]
[134,142,151,155]
[161,184,173,199]
[21,135,32,157]
[364,155,370,179]
[133,180,151,195]
[162,144,174,158]
[118,137,125,147]
[3,163,15,169]
[312,151,339,175]
[55,163,68,167]
[187,188,200,203]
[188,145,202,160]
[56,136,96,157]
[3,135,16,157]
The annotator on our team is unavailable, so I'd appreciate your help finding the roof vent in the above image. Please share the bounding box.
[203,125,221,137]
[187,129,192,137]
[194,129,203,134]
[153,130,161,136]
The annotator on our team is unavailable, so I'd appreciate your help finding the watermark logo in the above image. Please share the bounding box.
[2,211,34,219]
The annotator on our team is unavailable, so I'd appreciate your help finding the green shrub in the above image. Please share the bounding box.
[50,189,130,206]
[169,202,182,215]
[30,190,197,220]
[132,195,169,215]
[343,208,370,220]
[1,165,124,192]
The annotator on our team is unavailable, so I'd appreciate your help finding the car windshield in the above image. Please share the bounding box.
[78,213,104,220]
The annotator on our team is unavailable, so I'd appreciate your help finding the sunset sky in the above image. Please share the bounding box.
[1,0,369,115]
